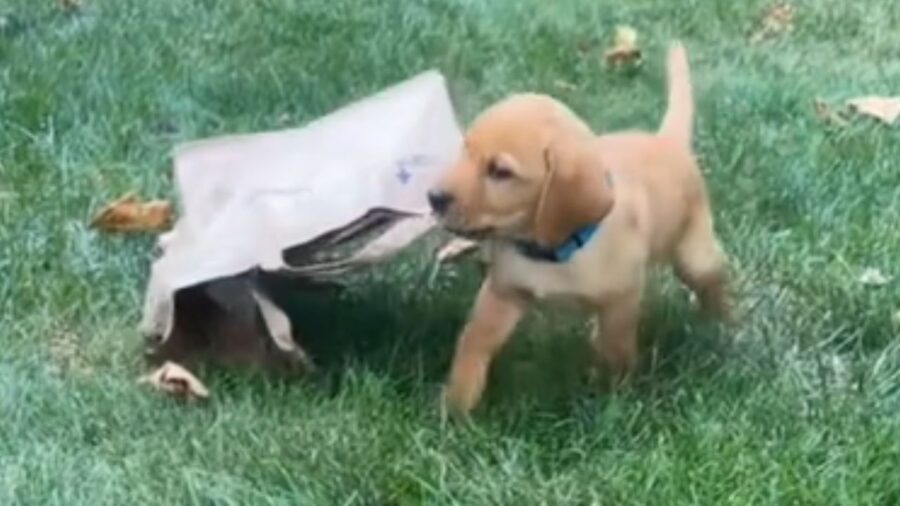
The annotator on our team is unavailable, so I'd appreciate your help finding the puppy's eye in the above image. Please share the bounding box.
[486,160,514,181]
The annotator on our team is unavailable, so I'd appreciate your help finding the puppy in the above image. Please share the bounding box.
[428,43,730,417]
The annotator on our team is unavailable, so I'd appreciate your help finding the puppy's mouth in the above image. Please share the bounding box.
[435,209,528,241]
[444,226,494,241]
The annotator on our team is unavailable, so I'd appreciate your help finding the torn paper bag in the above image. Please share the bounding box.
[140,70,462,372]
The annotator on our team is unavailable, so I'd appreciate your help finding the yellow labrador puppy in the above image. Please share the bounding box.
[428,42,730,417]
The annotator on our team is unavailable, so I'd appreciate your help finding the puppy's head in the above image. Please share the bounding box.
[428,94,615,247]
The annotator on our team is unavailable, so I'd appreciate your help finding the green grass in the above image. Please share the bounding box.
[3,0,900,503]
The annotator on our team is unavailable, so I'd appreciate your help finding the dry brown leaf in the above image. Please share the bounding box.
[576,39,592,54]
[604,26,642,67]
[90,191,172,233]
[435,238,479,263]
[139,361,209,400]
[750,2,794,44]
[813,99,849,127]
[58,0,82,12]
[48,330,93,377]
[847,96,900,125]
[553,79,578,92]
[859,267,891,287]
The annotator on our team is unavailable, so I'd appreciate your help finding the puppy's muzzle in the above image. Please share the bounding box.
[427,189,454,216]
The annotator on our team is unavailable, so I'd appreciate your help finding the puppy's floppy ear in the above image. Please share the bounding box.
[534,141,615,247]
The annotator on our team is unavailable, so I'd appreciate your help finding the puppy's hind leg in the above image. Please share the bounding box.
[673,206,731,319]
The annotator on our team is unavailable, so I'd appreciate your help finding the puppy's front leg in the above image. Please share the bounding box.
[443,278,525,418]
[591,289,642,389]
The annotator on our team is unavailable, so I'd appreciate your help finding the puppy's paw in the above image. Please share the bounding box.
[439,385,474,424]
[583,365,607,394]
[707,291,740,327]
[583,363,635,396]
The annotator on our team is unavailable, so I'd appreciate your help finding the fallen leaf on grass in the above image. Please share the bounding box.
[90,191,172,233]
[859,267,891,287]
[892,310,900,327]
[576,39,592,54]
[750,2,794,45]
[553,79,578,92]
[604,25,642,67]
[435,237,479,263]
[139,361,209,401]
[58,0,82,12]
[846,96,900,125]
[48,330,93,377]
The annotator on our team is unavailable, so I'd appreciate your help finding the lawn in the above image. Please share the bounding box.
[2,0,900,503]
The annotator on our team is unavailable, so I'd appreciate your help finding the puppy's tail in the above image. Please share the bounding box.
[658,42,693,148]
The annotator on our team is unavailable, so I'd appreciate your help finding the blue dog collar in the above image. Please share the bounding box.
[514,222,601,263]
[513,158,614,263]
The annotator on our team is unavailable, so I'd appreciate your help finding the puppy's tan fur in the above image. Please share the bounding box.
[431,43,730,417]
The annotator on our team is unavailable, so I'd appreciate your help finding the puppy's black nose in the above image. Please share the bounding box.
[427,190,454,215]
